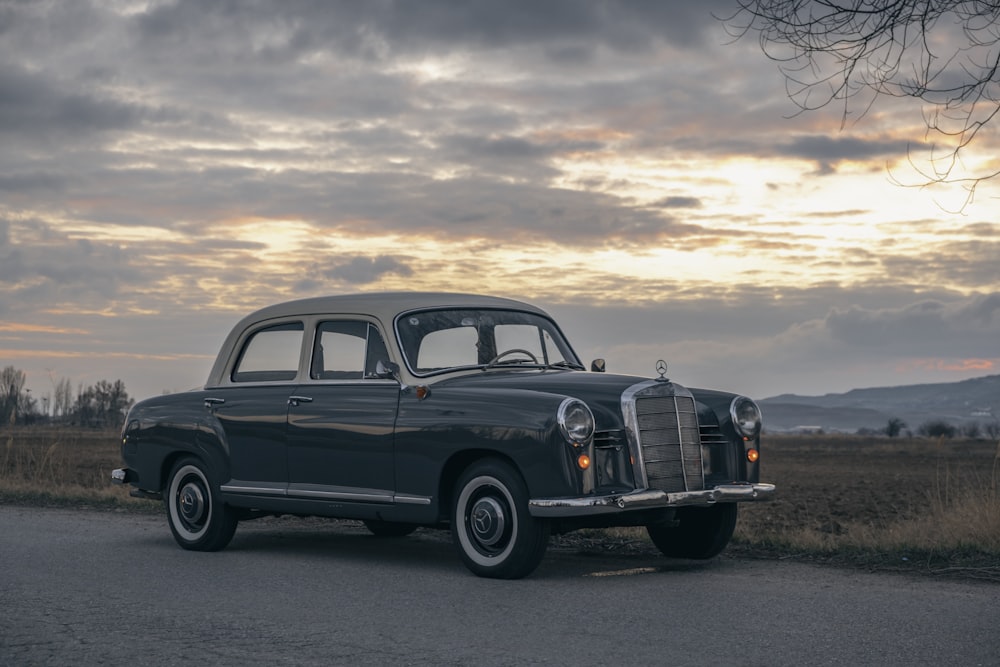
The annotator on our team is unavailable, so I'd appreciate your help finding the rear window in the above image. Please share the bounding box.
[232,322,304,383]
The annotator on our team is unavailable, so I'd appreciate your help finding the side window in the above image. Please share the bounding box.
[233,322,304,383]
[312,321,390,380]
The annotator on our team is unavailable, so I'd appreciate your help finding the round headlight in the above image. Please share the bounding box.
[730,396,762,439]
[558,398,595,446]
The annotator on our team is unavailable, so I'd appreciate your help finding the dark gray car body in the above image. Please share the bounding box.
[115,293,773,575]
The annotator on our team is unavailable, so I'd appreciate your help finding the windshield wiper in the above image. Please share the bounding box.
[481,359,541,370]
[547,360,585,370]
[478,359,585,372]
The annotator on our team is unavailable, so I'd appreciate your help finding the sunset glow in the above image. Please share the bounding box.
[1,1,998,402]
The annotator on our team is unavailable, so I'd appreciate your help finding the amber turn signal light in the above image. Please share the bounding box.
[577,454,591,470]
[746,448,759,463]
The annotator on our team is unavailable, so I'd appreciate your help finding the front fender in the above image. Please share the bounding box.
[393,386,584,510]
[691,387,762,484]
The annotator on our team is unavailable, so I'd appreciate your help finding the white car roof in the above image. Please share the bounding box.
[206,292,553,387]
[238,292,547,325]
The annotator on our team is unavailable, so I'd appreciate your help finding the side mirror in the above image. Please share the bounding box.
[375,359,401,380]
[375,360,410,392]
[590,358,606,373]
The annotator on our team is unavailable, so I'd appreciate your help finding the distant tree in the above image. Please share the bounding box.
[961,422,982,439]
[917,419,958,438]
[1,365,35,425]
[728,0,1000,201]
[53,377,73,420]
[984,420,1000,441]
[71,379,134,428]
[884,417,907,438]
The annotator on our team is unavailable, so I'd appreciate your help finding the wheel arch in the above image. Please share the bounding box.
[158,450,194,492]
[437,448,520,522]
[150,427,230,493]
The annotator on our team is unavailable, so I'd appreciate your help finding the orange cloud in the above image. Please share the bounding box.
[0,349,212,362]
[530,127,631,144]
[897,358,996,373]
[0,323,90,335]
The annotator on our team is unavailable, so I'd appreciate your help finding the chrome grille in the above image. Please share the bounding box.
[593,429,625,449]
[634,393,705,493]
[698,423,726,479]
[698,423,726,446]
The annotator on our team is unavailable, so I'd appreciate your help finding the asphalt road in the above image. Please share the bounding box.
[2,506,998,666]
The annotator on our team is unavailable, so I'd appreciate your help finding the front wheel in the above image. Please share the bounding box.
[452,460,549,579]
[165,457,238,551]
[647,504,738,560]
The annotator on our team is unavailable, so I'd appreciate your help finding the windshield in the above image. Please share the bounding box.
[395,308,583,376]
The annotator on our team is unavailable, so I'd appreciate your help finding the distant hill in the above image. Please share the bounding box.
[758,374,1000,434]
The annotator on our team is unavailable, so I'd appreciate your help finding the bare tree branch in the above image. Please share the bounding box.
[724,1,1000,200]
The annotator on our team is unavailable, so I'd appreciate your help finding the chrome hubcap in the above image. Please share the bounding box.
[470,496,506,548]
[178,481,206,525]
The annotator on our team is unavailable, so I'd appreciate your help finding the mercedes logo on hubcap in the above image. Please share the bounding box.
[473,507,493,534]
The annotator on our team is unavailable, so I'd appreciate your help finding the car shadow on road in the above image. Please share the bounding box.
[222,517,725,579]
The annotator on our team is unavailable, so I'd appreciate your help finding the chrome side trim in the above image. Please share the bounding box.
[288,483,393,503]
[528,483,776,518]
[221,481,432,506]
[393,494,432,505]
[221,482,286,496]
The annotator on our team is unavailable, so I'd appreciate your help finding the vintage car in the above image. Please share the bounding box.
[113,293,774,578]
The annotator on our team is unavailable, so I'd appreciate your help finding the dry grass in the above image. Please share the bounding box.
[3,426,999,579]
[1,426,155,510]
[748,469,1000,553]
[731,434,1000,580]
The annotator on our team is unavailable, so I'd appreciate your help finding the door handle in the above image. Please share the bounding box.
[288,395,314,406]
[204,397,225,408]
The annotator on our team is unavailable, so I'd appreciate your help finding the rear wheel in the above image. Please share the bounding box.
[647,504,737,559]
[363,520,417,538]
[165,457,238,551]
[452,459,549,579]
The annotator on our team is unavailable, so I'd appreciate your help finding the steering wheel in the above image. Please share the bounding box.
[485,348,539,368]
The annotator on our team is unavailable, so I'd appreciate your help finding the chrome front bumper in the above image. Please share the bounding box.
[528,483,776,518]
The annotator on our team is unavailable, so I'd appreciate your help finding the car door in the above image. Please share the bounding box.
[207,321,301,493]
[285,319,400,502]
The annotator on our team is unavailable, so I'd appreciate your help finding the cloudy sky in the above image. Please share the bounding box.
[2,0,998,406]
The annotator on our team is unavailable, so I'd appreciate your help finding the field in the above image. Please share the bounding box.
[0,427,141,507]
[3,427,999,580]
[732,435,1000,579]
